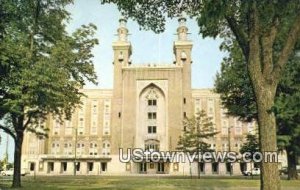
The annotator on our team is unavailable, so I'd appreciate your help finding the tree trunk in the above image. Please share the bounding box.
[251,82,281,190]
[12,131,24,188]
[247,7,281,188]
[286,146,298,180]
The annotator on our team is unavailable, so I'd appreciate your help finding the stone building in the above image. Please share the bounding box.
[21,17,277,176]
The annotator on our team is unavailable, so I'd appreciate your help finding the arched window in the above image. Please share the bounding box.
[145,139,160,151]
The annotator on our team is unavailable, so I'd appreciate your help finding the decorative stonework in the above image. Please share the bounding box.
[145,87,159,100]
[136,80,168,97]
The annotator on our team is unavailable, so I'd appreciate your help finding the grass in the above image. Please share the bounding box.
[0,176,300,190]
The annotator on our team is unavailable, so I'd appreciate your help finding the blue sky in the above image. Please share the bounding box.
[66,0,226,89]
[0,0,226,162]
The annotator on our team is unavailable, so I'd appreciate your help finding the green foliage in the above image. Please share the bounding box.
[240,133,259,159]
[214,39,300,149]
[177,110,218,153]
[0,0,98,138]
[215,41,257,122]
[0,0,98,187]
[274,52,300,152]
[214,36,300,178]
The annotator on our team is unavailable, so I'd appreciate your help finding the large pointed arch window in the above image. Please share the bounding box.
[145,139,160,151]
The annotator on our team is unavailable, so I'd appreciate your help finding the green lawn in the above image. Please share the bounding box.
[0,176,299,190]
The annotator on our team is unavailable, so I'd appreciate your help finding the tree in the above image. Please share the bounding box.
[215,39,300,180]
[101,1,300,189]
[240,133,260,178]
[177,110,218,179]
[274,55,300,180]
[0,0,98,187]
[240,133,260,159]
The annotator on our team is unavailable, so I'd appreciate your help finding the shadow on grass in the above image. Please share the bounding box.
[1,175,298,190]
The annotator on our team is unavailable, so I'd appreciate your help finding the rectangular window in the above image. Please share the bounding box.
[153,126,157,133]
[183,98,186,104]
[147,126,157,134]
[148,99,157,106]
[153,100,157,106]
[148,112,157,119]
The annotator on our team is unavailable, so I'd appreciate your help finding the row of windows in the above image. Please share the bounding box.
[148,98,187,106]
[53,126,110,136]
[147,98,157,132]
[148,97,184,105]
[52,142,110,149]
[46,162,107,173]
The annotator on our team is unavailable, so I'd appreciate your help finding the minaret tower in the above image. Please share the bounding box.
[173,15,192,65]
[173,15,193,117]
[113,17,132,66]
[111,18,132,153]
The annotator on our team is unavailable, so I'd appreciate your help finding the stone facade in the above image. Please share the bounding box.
[21,17,286,176]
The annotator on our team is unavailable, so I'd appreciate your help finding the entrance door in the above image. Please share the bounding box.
[157,162,164,173]
[139,162,147,173]
[101,162,107,172]
[29,162,35,172]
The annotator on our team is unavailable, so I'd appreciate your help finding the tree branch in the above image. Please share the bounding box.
[23,114,33,130]
[225,15,249,59]
[262,16,279,78]
[273,14,300,81]
[0,124,16,140]
[247,1,263,82]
